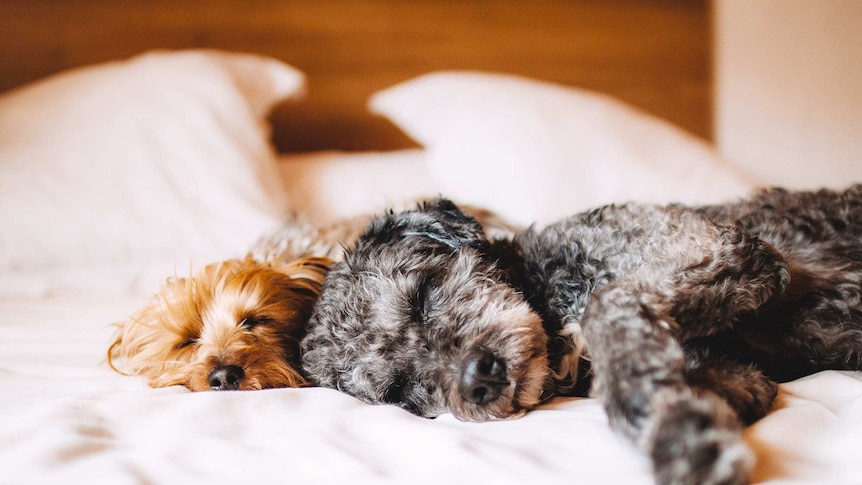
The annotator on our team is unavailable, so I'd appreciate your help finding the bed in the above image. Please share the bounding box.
[2,3,861,485]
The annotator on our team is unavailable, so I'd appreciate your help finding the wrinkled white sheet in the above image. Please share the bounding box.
[1,292,861,485]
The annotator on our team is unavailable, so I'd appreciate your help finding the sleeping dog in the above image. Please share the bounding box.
[302,186,862,485]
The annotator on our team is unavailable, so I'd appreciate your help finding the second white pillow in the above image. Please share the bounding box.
[370,71,756,225]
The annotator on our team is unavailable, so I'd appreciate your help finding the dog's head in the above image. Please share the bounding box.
[108,257,331,391]
[302,199,548,421]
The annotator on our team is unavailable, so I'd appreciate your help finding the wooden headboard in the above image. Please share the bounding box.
[0,0,711,152]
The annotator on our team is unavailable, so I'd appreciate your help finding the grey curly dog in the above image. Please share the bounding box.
[301,185,862,485]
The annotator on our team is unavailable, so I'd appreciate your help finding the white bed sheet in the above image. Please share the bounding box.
[1,292,861,485]
[1,149,860,485]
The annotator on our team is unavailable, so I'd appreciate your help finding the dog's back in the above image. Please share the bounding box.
[691,184,862,380]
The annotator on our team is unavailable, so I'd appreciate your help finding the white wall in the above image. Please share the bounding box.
[714,0,862,189]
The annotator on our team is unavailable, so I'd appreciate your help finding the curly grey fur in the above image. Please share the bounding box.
[301,186,862,485]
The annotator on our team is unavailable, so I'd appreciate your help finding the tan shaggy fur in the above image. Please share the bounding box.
[107,257,331,391]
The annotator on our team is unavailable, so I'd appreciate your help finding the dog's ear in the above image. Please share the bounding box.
[412,197,487,249]
[360,197,486,251]
[260,256,332,302]
[268,257,332,286]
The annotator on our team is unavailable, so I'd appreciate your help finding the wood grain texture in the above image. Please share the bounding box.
[0,0,711,151]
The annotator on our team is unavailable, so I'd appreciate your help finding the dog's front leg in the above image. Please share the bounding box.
[582,281,752,485]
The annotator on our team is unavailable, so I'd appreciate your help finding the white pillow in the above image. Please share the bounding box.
[0,49,303,270]
[370,71,757,226]
[278,149,435,224]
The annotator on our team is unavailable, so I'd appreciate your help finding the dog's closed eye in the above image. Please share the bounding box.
[408,287,428,324]
[176,337,198,349]
[240,316,270,330]
[408,272,441,324]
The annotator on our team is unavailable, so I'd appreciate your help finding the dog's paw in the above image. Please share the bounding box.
[646,391,753,485]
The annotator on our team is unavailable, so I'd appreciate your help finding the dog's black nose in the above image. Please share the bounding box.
[459,351,508,405]
[208,365,244,390]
